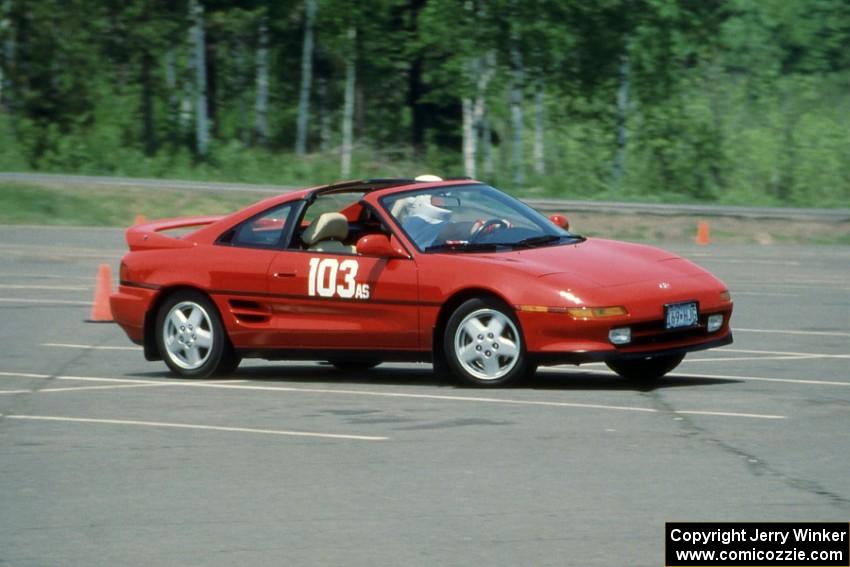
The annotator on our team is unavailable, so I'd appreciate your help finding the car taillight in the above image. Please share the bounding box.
[120,262,129,282]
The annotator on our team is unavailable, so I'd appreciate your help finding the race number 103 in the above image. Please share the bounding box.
[307,258,370,299]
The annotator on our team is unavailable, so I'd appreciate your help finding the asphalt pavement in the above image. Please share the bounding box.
[1,224,848,567]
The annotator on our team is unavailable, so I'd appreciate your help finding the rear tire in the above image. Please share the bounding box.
[155,291,234,378]
[605,353,684,381]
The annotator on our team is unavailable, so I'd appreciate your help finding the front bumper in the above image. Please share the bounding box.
[529,332,733,366]
[517,303,733,366]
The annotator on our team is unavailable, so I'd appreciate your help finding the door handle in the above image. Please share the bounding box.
[274,271,296,278]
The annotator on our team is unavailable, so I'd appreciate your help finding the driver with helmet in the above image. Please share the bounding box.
[393,193,513,249]
[397,194,452,248]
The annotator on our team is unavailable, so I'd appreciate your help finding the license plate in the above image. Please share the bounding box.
[665,302,699,329]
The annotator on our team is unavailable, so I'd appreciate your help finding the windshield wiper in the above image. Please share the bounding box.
[509,234,584,248]
[424,242,504,253]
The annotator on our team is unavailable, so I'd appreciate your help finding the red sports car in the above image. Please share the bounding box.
[110,177,733,387]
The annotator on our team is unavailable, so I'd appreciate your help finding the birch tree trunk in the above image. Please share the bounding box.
[318,76,330,153]
[164,50,180,139]
[235,43,248,145]
[1,0,13,109]
[253,14,269,146]
[176,32,193,137]
[190,0,210,157]
[475,52,496,180]
[462,95,475,177]
[533,79,545,175]
[481,114,493,180]
[340,26,356,177]
[613,50,630,186]
[463,53,494,178]
[295,0,316,156]
[180,52,193,136]
[140,51,156,156]
[510,43,525,187]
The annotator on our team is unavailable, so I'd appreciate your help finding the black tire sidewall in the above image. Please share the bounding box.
[443,297,529,387]
[155,291,228,378]
[605,353,685,381]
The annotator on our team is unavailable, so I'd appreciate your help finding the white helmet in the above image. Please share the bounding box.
[406,194,450,224]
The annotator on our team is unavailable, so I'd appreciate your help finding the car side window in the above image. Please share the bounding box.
[222,203,294,248]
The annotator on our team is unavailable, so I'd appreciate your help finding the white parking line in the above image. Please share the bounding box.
[576,367,850,387]
[733,328,850,338]
[0,273,93,280]
[0,298,90,305]
[0,371,50,378]
[723,348,850,359]
[39,383,176,393]
[1,415,389,441]
[1,384,170,394]
[2,370,784,420]
[729,282,836,289]
[684,355,819,363]
[0,284,89,291]
[699,258,801,266]
[0,370,792,419]
[727,291,798,297]
[0,244,119,260]
[43,343,140,351]
[672,410,785,419]
[0,372,247,387]
[672,371,850,387]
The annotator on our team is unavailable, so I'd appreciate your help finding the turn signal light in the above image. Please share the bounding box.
[517,305,549,313]
[720,290,731,302]
[566,306,628,319]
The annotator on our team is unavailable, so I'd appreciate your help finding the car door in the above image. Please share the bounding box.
[206,202,299,348]
[265,248,420,350]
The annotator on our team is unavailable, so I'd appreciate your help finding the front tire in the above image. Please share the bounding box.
[444,297,530,387]
[155,291,233,378]
[605,353,684,381]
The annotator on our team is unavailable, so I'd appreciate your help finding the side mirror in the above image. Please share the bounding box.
[356,234,409,258]
[549,214,570,230]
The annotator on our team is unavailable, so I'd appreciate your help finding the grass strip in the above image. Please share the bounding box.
[2,181,849,244]
[0,182,263,227]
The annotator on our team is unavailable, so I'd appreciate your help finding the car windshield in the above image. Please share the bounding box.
[381,184,582,252]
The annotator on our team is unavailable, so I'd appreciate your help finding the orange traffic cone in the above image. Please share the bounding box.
[695,221,710,246]
[88,264,114,322]
[133,214,147,226]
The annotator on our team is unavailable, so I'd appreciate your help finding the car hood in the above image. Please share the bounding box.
[470,238,708,288]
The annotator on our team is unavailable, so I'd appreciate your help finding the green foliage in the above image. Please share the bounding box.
[1,0,849,208]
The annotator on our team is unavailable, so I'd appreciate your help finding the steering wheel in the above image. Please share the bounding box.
[470,218,510,242]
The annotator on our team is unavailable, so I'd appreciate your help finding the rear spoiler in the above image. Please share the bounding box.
[125,215,225,251]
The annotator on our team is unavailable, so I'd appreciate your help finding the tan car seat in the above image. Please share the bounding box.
[301,212,355,253]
